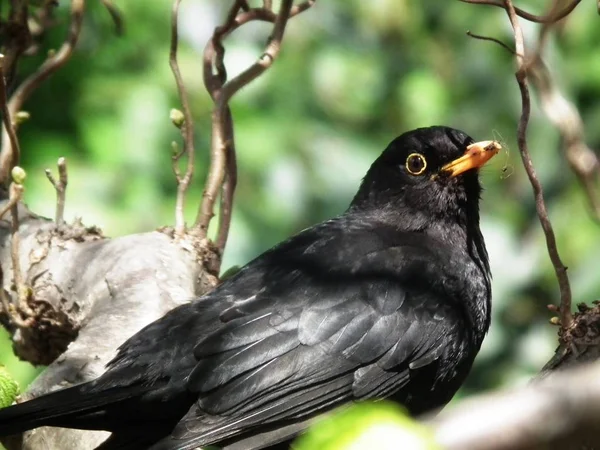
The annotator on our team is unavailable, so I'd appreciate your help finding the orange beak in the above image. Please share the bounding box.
[441,140,502,177]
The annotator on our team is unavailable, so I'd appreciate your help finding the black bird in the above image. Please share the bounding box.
[0,126,499,450]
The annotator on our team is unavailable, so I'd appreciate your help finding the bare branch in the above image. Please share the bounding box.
[459,0,581,23]
[0,55,22,179]
[466,30,515,55]
[501,0,572,328]
[45,157,68,225]
[194,0,315,260]
[169,0,196,238]
[429,361,600,450]
[8,183,29,317]
[216,109,237,252]
[0,180,32,328]
[100,0,125,35]
[0,0,85,185]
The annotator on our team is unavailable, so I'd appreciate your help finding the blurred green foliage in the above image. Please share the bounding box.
[293,401,440,450]
[0,0,599,423]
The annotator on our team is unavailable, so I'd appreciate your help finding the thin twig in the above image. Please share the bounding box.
[0,180,32,326]
[0,0,85,185]
[169,0,196,238]
[9,183,28,313]
[0,55,22,180]
[502,0,573,329]
[466,31,515,55]
[0,186,19,221]
[45,157,68,225]
[195,0,313,257]
[460,0,581,23]
[100,0,124,35]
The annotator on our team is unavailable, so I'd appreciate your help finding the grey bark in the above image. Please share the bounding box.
[0,203,218,450]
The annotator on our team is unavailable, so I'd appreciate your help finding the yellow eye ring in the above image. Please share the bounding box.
[405,153,427,175]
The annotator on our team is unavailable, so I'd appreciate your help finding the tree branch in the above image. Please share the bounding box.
[194,0,315,263]
[466,30,515,55]
[429,361,600,450]
[0,55,22,180]
[0,0,85,185]
[501,0,573,329]
[459,0,581,23]
[169,0,196,238]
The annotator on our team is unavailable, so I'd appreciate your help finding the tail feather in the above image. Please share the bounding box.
[0,382,149,436]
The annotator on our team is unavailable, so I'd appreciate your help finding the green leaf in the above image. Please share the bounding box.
[0,365,19,409]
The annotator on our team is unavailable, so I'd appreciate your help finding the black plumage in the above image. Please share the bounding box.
[0,126,499,450]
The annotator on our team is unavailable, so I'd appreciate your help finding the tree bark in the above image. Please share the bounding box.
[0,202,219,450]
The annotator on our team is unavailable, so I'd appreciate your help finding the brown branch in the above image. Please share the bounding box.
[9,182,30,317]
[0,0,85,185]
[169,0,196,238]
[1,0,31,86]
[100,0,125,35]
[216,109,237,253]
[0,55,22,180]
[460,0,581,23]
[466,30,515,55]
[0,184,20,222]
[501,0,573,329]
[194,0,314,259]
[0,179,32,328]
[45,157,68,225]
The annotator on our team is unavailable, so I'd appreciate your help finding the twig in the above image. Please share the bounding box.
[0,0,85,185]
[502,0,572,329]
[45,157,68,225]
[169,0,196,238]
[100,0,124,35]
[216,109,237,252]
[0,181,32,326]
[8,183,30,317]
[0,185,20,222]
[466,31,515,55]
[0,55,22,179]
[459,0,581,23]
[194,0,315,259]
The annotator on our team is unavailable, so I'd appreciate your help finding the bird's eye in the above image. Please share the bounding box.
[405,153,427,175]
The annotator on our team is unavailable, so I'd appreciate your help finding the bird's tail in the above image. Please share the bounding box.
[0,382,149,436]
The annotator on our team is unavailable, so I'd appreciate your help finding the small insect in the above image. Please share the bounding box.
[490,129,513,179]
[500,164,514,179]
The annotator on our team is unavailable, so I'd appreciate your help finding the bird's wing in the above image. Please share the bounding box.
[154,221,469,450]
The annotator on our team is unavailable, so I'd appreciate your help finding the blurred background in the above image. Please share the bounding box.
[1,0,600,406]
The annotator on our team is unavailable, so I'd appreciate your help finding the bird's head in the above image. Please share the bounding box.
[351,126,500,229]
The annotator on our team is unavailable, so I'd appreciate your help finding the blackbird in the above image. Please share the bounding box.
[0,126,499,450]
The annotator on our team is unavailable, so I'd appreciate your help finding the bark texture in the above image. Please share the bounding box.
[0,202,219,450]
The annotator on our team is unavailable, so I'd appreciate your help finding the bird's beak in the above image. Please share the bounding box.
[441,141,502,177]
